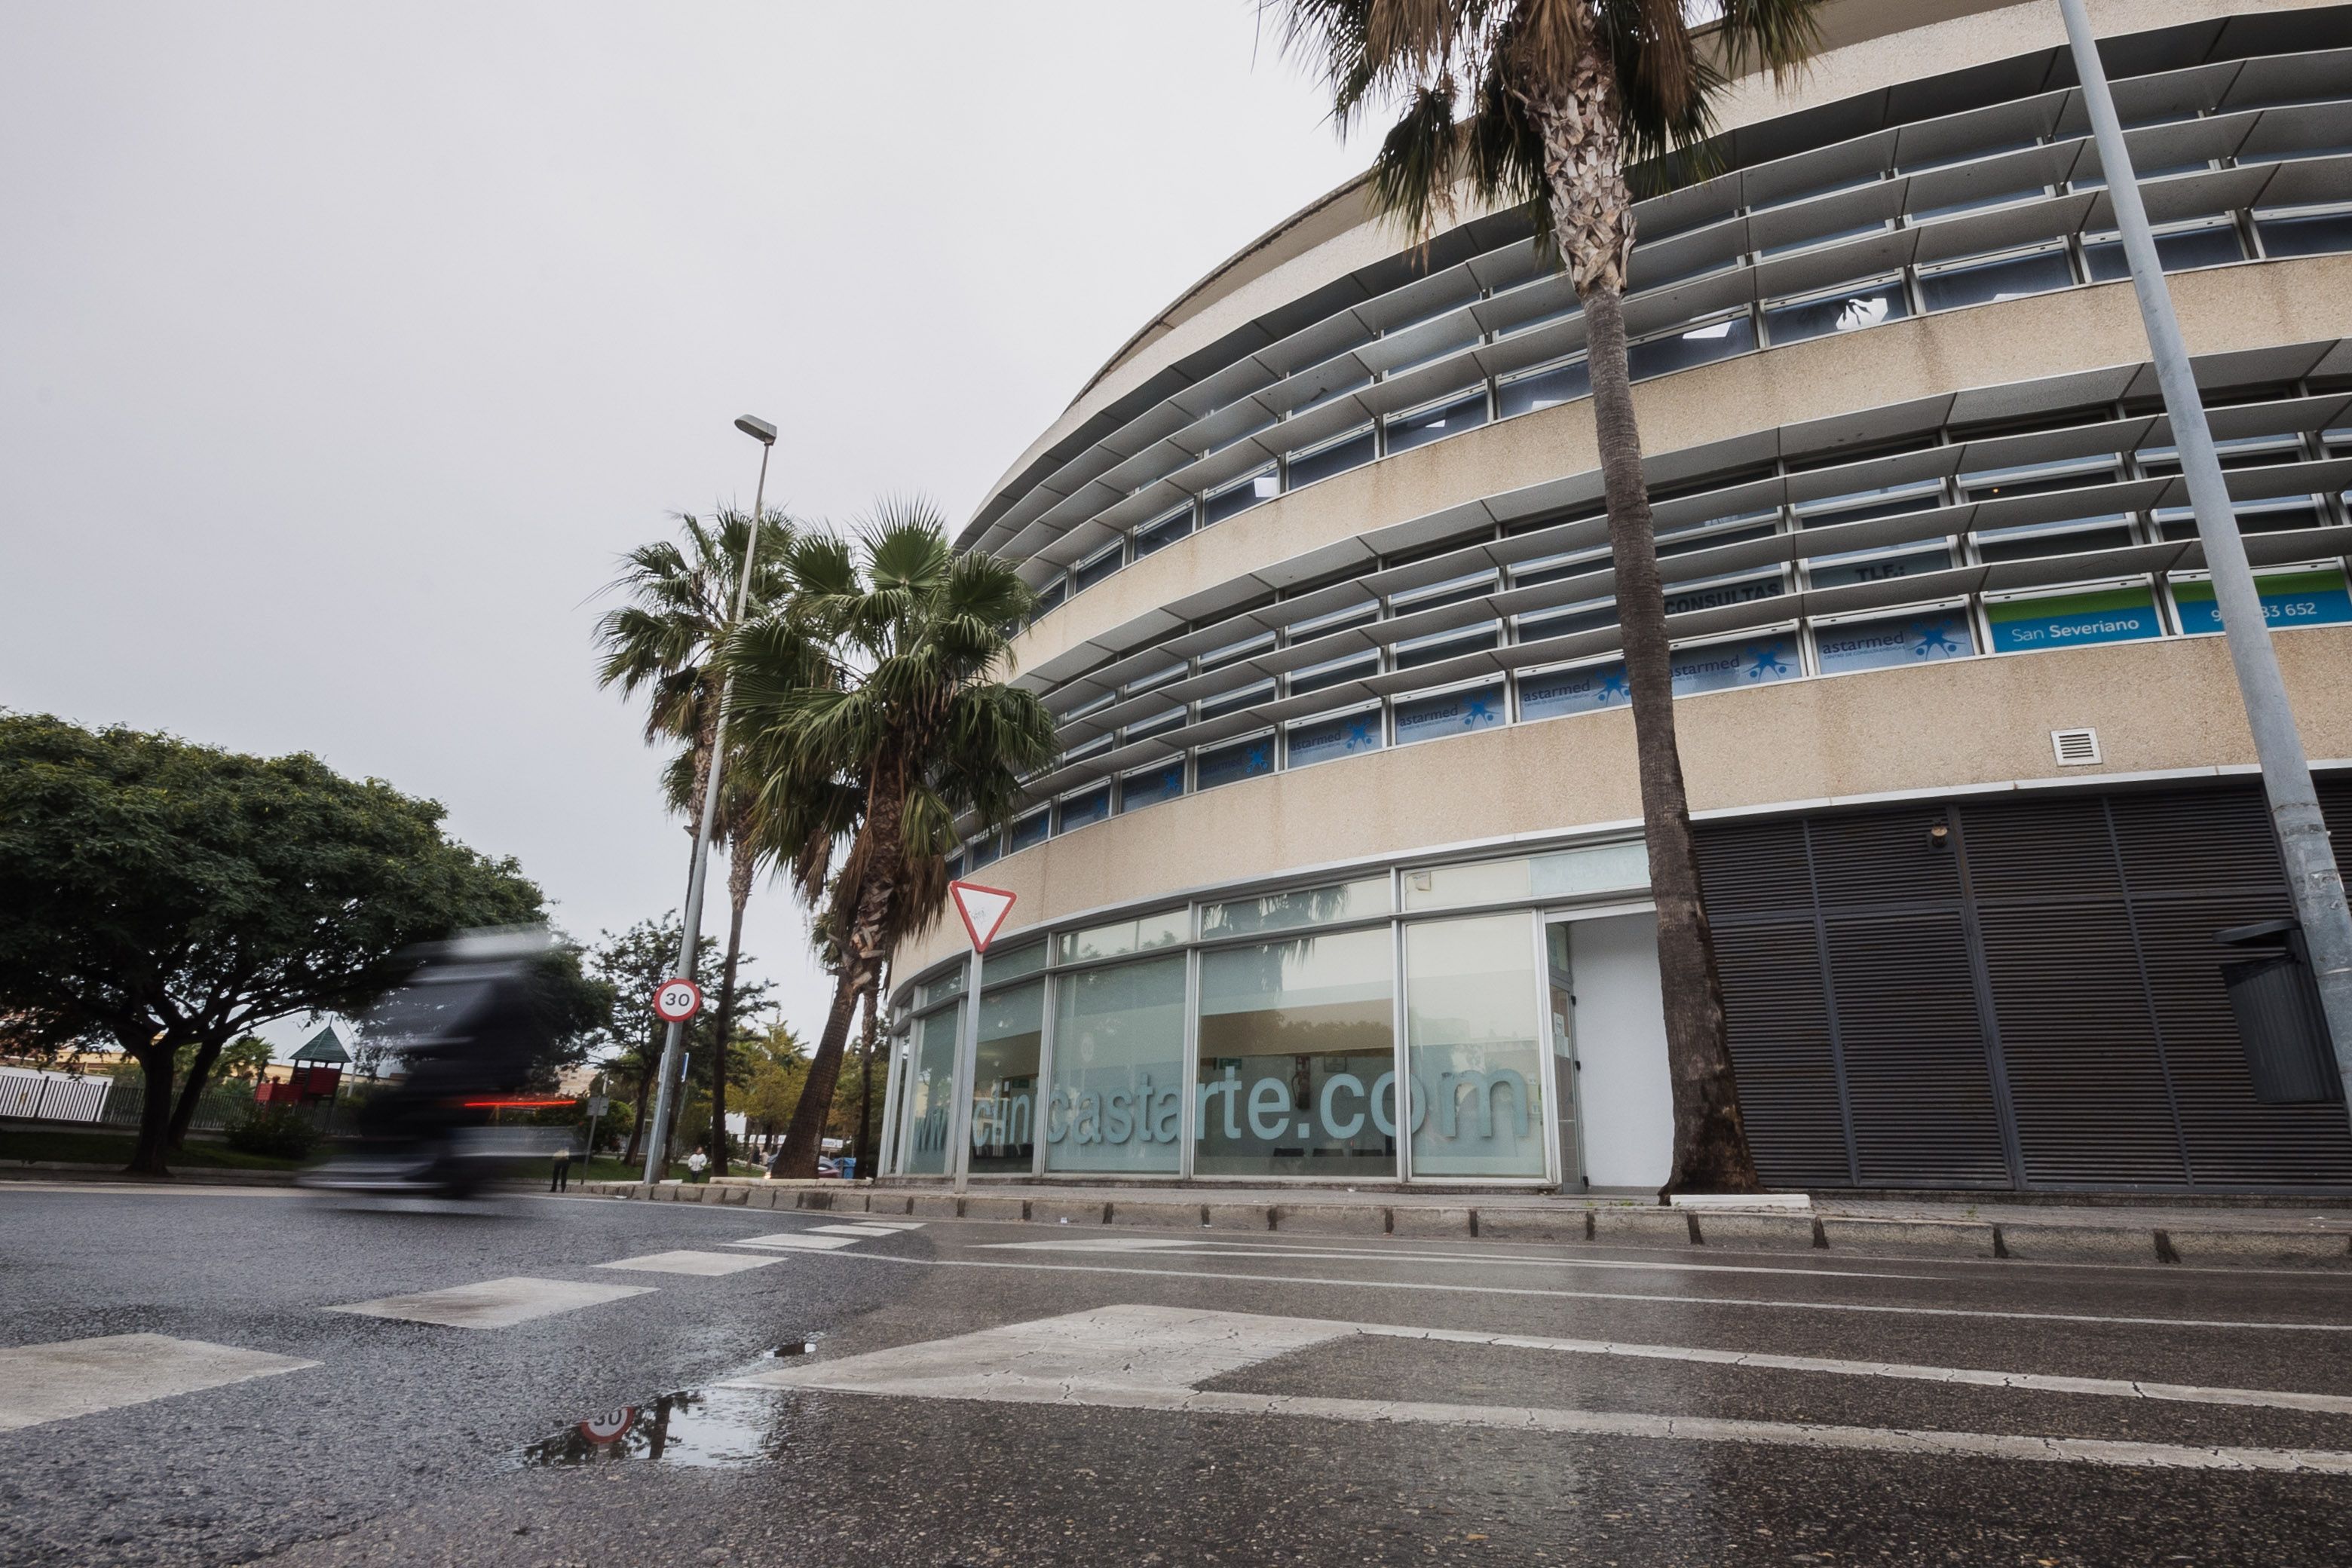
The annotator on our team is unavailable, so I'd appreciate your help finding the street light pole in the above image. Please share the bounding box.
[2056,0,2352,1112]
[642,415,778,1184]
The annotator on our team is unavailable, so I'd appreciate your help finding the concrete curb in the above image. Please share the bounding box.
[562,1181,2352,1269]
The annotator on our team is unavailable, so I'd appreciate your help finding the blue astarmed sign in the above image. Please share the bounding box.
[2170,568,2352,636]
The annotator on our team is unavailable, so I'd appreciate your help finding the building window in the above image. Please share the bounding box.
[899,1004,961,1175]
[1196,926,1398,1179]
[1762,277,1910,346]
[2255,205,2352,259]
[1983,583,2164,653]
[1199,876,1391,939]
[1518,661,1630,721]
[1119,760,1185,814]
[1496,357,1590,418]
[1055,785,1110,833]
[2083,220,2243,282]
[1043,954,1187,1175]
[1916,245,2073,312]
[1628,313,1756,380]
[1285,706,1384,767]
[1196,733,1275,791]
[1070,543,1123,593]
[1812,607,1977,674]
[1385,387,1489,455]
[1204,466,1280,526]
[1286,425,1376,490]
[1134,507,1194,559]
[1007,810,1050,854]
[1395,681,1506,745]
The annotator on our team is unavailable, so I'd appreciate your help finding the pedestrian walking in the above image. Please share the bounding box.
[686,1147,709,1184]
[550,1147,571,1193]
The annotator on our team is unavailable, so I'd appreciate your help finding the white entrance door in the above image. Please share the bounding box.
[1557,911,1673,1191]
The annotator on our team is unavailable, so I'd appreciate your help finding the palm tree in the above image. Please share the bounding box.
[729,501,1057,1178]
[1267,1,1827,1193]
[595,508,795,1171]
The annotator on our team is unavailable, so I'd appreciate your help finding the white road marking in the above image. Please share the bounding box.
[810,1224,903,1238]
[0,1334,317,1432]
[805,1251,2352,1334]
[1357,1325,2352,1416]
[595,1250,781,1276]
[982,1236,1917,1280]
[727,1232,861,1251]
[326,1276,653,1328]
[732,1304,2352,1475]
[854,1220,924,1230]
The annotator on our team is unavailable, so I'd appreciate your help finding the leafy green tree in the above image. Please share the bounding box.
[585,917,730,1163]
[594,510,798,1174]
[0,714,544,1175]
[728,503,1057,1178]
[1266,0,1827,1193]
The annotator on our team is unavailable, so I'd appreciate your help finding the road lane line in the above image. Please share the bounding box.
[981,1236,1921,1280]
[1361,1325,2352,1413]
[810,1224,905,1237]
[594,1250,782,1276]
[793,1250,2352,1332]
[326,1277,654,1328]
[726,1232,862,1251]
[732,1304,2352,1474]
[0,1334,317,1431]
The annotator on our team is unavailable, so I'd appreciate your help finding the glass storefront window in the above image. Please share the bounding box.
[1983,583,2163,653]
[1196,926,1397,1178]
[1530,841,1649,899]
[1056,910,1187,966]
[1201,877,1390,940]
[1405,914,1547,1178]
[1044,954,1187,1174]
[1814,607,1977,674]
[900,1003,960,1174]
[1670,634,1801,695]
[969,982,1043,1173]
[1405,859,1529,911]
[987,942,1048,983]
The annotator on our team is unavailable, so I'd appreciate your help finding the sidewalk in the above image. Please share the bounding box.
[570,1179,2352,1269]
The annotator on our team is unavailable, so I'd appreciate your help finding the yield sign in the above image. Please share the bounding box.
[949,880,1017,954]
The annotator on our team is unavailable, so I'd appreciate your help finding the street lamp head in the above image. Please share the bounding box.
[734,415,778,446]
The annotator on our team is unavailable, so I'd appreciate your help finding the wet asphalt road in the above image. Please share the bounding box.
[3,1184,2351,1567]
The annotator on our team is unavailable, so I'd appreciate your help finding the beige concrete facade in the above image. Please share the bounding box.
[903,626,2352,974]
[1007,253,2352,680]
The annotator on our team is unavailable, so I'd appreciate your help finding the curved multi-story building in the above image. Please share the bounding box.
[878,0,2352,1195]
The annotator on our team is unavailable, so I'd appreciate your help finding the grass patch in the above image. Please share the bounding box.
[0,1128,302,1171]
[578,1156,696,1183]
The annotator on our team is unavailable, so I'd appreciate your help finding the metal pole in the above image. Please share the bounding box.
[2058,0,2352,1110]
[642,433,774,1182]
[950,950,983,1195]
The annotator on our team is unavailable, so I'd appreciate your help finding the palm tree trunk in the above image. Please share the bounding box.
[706,828,756,1174]
[778,777,905,1177]
[1536,41,1759,1197]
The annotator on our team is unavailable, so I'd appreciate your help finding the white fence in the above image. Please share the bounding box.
[0,1067,113,1124]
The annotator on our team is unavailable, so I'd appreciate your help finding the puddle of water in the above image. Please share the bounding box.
[521,1387,787,1468]
[522,1340,821,1468]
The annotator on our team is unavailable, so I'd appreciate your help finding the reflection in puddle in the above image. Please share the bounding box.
[763,1340,817,1359]
[521,1387,788,1468]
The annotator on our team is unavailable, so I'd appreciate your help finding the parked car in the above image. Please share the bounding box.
[764,1149,844,1179]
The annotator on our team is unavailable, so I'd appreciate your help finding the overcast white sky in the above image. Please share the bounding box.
[0,2,1370,1057]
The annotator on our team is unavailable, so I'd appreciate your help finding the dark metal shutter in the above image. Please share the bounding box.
[1963,797,2188,1186]
[1697,821,1854,1187]
[1824,911,2009,1186]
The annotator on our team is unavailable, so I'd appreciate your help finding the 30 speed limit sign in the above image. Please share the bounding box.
[652,978,703,1023]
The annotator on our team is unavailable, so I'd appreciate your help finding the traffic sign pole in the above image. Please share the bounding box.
[942,880,1015,1197]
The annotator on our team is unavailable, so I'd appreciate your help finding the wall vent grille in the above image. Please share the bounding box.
[2051,728,2101,766]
